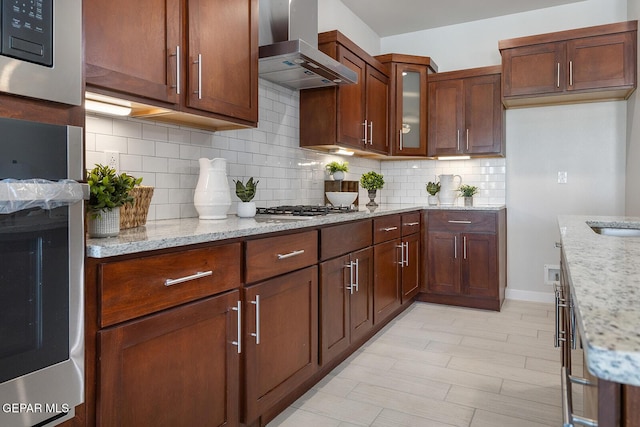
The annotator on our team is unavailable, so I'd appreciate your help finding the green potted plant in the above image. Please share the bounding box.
[458,184,479,206]
[233,177,259,218]
[326,161,349,181]
[360,171,384,207]
[86,164,142,237]
[426,181,440,206]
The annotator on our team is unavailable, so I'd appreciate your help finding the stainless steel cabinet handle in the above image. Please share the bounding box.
[170,45,181,95]
[404,242,409,267]
[466,129,469,151]
[383,226,398,232]
[251,295,260,344]
[570,300,577,350]
[403,222,420,227]
[562,367,598,427]
[231,301,241,354]
[369,121,373,145]
[362,120,368,144]
[194,53,202,99]
[457,129,460,151]
[164,270,212,286]
[448,220,471,224]
[399,129,403,150]
[345,261,354,294]
[554,284,567,348]
[354,259,359,292]
[569,60,573,87]
[463,236,467,260]
[557,63,561,88]
[277,249,305,260]
[397,243,405,265]
[454,236,457,259]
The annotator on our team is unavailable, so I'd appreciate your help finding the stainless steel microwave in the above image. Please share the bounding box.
[0,0,81,105]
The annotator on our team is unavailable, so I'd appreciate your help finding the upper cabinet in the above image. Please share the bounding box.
[428,66,504,158]
[84,0,258,131]
[376,54,438,157]
[300,31,390,157]
[500,20,637,108]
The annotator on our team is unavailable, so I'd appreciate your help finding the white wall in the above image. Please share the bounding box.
[380,0,629,301]
[318,0,381,55]
[627,0,640,215]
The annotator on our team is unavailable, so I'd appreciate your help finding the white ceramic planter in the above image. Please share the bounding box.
[237,201,256,218]
[332,171,345,181]
[87,207,120,238]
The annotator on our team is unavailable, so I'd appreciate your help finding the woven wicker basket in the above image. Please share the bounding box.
[120,186,154,229]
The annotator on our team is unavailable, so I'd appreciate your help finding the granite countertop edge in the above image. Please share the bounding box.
[86,204,506,258]
[558,215,640,387]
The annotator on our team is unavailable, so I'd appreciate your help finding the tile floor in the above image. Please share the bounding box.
[268,299,568,427]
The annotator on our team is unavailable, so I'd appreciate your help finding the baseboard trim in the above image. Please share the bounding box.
[505,288,554,303]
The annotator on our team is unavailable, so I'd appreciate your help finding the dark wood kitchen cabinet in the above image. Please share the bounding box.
[92,243,243,427]
[428,66,504,157]
[300,30,389,156]
[376,54,438,157]
[500,20,637,107]
[319,220,374,365]
[243,232,319,425]
[400,212,421,303]
[84,0,258,130]
[420,209,506,311]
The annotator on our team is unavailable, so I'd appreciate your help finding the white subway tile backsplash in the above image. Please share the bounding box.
[86,80,506,221]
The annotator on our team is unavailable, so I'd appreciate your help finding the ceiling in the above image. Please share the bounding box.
[341,0,587,37]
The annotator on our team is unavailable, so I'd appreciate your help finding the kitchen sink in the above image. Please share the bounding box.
[589,225,640,237]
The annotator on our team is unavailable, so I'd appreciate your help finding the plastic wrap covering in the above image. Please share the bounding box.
[0,179,88,214]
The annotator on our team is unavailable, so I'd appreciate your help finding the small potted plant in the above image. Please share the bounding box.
[86,164,142,238]
[326,161,349,181]
[234,177,259,218]
[360,171,384,207]
[458,184,479,207]
[426,181,440,206]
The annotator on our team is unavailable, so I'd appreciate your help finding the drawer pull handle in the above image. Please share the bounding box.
[404,222,420,226]
[277,249,305,260]
[251,295,260,345]
[382,226,398,232]
[164,270,212,287]
[231,301,241,354]
[448,220,471,224]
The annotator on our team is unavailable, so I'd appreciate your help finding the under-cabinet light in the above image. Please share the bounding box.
[330,148,355,156]
[437,155,471,161]
[85,99,132,116]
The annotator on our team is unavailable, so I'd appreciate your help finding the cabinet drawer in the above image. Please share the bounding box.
[100,243,242,327]
[320,219,372,260]
[401,212,421,236]
[373,215,402,244]
[245,230,318,283]
[428,210,496,233]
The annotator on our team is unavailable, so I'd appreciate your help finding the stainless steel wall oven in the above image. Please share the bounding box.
[0,117,85,427]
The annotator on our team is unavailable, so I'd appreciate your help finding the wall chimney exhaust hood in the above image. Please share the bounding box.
[258,0,357,90]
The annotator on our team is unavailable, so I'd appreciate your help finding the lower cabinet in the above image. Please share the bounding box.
[243,266,318,424]
[400,213,421,303]
[319,247,374,364]
[421,209,506,311]
[98,291,241,427]
[373,216,402,324]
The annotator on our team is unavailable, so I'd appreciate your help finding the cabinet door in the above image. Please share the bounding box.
[427,231,460,295]
[401,233,420,303]
[186,0,258,122]
[243,266,318,424]
[336,46,367,149]
[461,233,497,298]
[319,255,351,364]
[502,42,566,97]
[373,239,401,325]
[567,32,636,92]
[98,292,240,427]
[394,64,427,156]
[350,247,374,343]
[84,0,181,104]
[366,65,390,154]
[427,79,464,156]
[465,74,503,155]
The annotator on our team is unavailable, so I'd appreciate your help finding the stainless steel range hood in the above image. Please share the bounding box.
[258,0,357,90]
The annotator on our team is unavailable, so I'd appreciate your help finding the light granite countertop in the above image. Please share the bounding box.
[86,203,505,258]
[558,215,640,387]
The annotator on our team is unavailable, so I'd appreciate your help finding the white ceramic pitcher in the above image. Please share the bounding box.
[438,174,462,206]
[194,158,231,219]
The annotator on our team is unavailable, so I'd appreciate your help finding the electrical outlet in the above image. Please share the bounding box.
[557,171,568,184]
[105,151,119,172]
